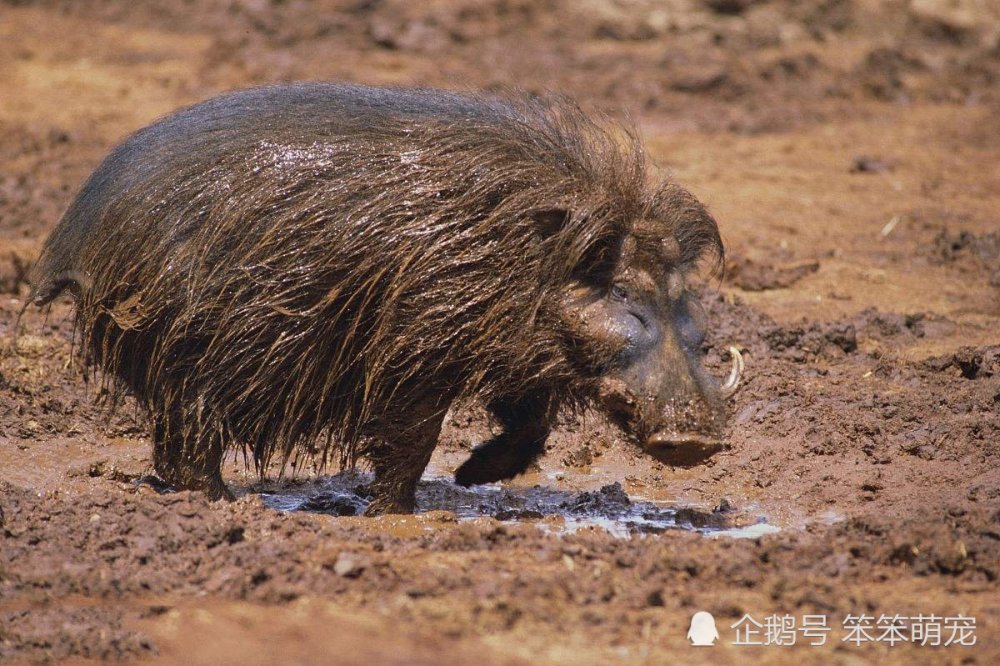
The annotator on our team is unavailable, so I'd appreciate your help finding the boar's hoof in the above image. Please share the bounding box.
[644,432,724,467]
[363,496,416,516]
[207,482,237,502]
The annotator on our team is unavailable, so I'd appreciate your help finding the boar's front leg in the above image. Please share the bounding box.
[454,394,554,487]
[363,400,449,516]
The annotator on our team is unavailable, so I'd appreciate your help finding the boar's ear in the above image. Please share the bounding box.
[653,183,724,275]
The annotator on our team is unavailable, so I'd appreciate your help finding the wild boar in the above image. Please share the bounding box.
[26,83,739,514]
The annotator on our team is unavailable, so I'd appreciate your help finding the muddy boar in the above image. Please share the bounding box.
[26,83,739,514]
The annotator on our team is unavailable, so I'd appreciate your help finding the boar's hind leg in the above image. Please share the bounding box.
[151,416,234,501]
[454,395,553,487]
[364,404,449,516]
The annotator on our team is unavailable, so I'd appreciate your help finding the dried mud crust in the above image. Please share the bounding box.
[1,0,1000,663]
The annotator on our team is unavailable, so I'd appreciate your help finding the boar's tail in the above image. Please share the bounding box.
[11,262,89,351]
[13,256,87,342]
[28,267,91,307]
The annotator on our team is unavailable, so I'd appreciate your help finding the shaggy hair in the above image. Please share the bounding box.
[27,83,721,477]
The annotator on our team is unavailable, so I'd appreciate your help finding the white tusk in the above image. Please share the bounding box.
[720,345,744,399]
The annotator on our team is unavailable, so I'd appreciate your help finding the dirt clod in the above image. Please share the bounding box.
[727,256,820,291]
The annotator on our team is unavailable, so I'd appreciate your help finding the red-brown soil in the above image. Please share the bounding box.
[1,1,998,663]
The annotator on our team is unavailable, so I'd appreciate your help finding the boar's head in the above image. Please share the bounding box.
[551,182,735,465]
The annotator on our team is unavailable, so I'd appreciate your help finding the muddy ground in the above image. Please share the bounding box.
[1,1,998,663]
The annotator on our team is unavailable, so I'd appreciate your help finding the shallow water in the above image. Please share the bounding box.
[259,472,778,539]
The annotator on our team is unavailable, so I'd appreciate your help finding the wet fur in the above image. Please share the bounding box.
[27,83,722,510]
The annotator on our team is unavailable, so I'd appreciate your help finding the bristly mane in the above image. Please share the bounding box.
[34,84,719,473]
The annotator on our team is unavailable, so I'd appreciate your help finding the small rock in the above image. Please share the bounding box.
[669,66,729,93]
[705,0,753,14]
[561,443,594,468]
[333,552,366,578]
[851,155,894,173]
[861,478,883,493]
[494,509,544,521]
[713,498,735,514]
[908,0,997,44]
[562,554,576,571]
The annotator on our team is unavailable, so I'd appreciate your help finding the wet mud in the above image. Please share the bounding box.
[1,1,999,663]
[259,473,774,538]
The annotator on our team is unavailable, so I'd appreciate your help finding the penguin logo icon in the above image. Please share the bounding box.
[687,611,720,646]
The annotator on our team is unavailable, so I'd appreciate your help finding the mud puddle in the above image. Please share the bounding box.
[258,472,778,539]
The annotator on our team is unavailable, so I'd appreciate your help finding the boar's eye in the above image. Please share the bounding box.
[572,229,624,287]
[672,296,707,351]
[610,283,629,302]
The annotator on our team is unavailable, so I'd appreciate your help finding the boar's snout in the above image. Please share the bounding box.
[647,347,743,465]
[639,381,726,467]
[596,323,729,467]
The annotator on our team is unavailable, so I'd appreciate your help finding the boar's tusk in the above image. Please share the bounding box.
[720,346,744,399]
